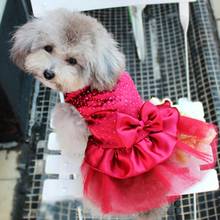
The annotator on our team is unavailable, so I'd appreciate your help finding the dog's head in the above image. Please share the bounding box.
[11,9,125,92]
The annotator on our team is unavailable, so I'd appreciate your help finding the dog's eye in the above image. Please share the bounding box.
[44,45,53,53]
[67,57,77,65]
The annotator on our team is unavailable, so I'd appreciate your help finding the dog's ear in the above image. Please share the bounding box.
[10,19,38,70]
[90,32,125,90]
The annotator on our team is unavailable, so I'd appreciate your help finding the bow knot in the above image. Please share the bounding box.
[116,102,163,148]
[139,120,145,128]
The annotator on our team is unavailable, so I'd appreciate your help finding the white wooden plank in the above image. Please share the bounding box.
[48,132,60,151]
[42,179,83,202]
[31,0,196,17]
[46,130,218,198]
[45,155,83,175]
[182,169,219,195]
[42,169,218,203]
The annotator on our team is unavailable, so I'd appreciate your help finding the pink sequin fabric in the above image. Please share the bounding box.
[65,72,217,214]
[65,72,143,120]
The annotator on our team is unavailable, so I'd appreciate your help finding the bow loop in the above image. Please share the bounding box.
[140,102,163,132]
[116,102,163,148]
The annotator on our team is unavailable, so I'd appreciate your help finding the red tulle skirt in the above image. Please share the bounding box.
[81,101,217,214]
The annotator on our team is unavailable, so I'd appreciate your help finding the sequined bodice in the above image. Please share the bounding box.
[65,72,143,120]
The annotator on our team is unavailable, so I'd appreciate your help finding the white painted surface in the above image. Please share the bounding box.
[129,5,146,61]
[45,154,82,176]
[31,0,196,17]
[42,179,83,202]
[182,169,219,195]
[47,132,59,150]
[43,131,219,203]
[42,168,218,202]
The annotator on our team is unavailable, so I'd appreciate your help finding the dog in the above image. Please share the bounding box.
[11,9,168,219]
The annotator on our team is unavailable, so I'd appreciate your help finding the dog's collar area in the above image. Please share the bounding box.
[64,72,126,102]
[64,86,91,102]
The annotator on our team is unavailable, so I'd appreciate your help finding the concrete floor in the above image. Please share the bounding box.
[0,150,20,220]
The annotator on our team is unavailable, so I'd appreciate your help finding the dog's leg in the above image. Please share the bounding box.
[52,103,89,157]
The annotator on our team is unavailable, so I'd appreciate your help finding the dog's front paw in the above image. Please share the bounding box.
[51,103,89,156]
[52,103,82,125]
[52,102,89,137]
[52,103,88,131]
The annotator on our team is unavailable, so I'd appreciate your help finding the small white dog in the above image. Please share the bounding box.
[11,7,125,171]
[11,9,167,219]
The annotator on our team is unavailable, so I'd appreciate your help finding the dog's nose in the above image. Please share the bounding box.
[43,69,55,80]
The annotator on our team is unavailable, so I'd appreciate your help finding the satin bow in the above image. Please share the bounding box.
[116,102,163,148]
[85,101,180,178]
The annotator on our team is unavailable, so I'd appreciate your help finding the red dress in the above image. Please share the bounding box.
[65,72,217,214]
